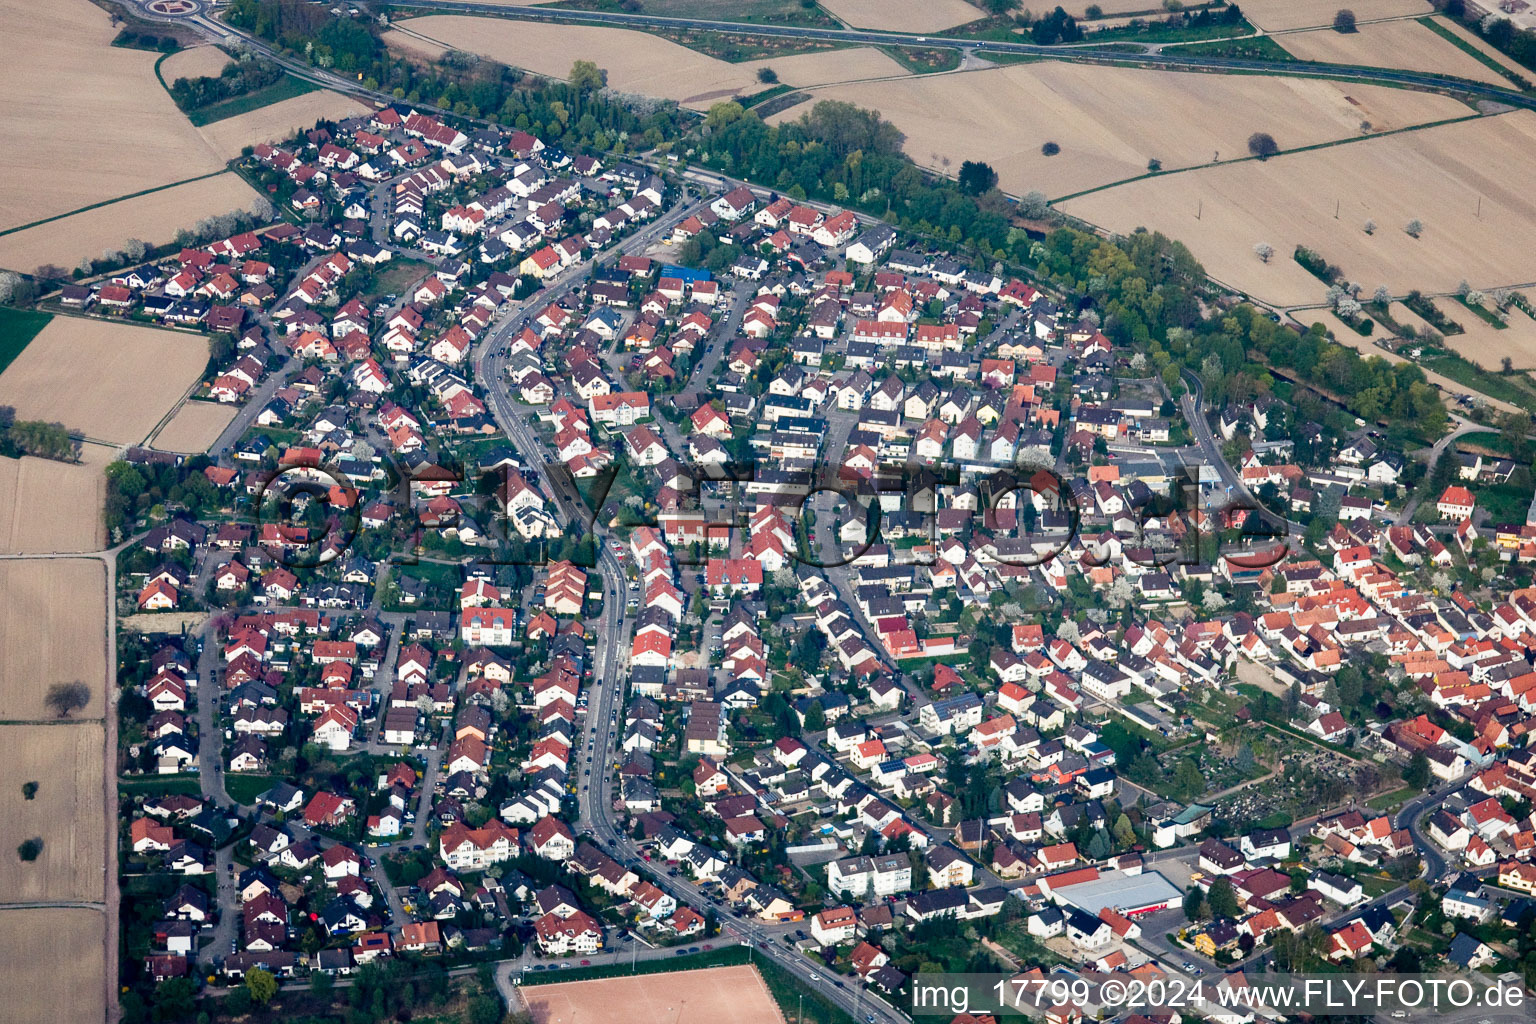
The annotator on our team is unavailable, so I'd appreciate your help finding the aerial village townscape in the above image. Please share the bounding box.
[13,0,1536,1022]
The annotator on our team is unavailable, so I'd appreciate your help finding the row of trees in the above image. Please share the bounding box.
[167,56,285,112]
[0,408,74,462]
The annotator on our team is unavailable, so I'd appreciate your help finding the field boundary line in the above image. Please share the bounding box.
[1049,110,1489,203]
[0,169,233,240]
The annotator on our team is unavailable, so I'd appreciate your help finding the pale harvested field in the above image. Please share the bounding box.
[152,400,237,454]
[0,453,107,554]
[820,0,982,31]
[520,966,785,1024]
[1061,112,1536,306]
[1061,0,1166,15]
[0,560,107,720]
[0,908,107,1024]
[1275,19,1511,86]
[388,18,906,108]
[775,62,1470,198]
[0,0,225,232]
[197,90,373,162]
[0,172,263,275]
[1427,297,1536,369]
[1426,15,1533,77]
[0,317,209,444]
[1240,0,1431,31]
[0,725,105,903]
[159,43,233,83]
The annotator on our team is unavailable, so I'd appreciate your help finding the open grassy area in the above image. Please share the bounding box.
[551,0,838,25]
[885,45,963,73]
[186,74,319,126]
[1419,350,1536,414]
[1167,34,1293,59]
[1366,786,1416,811]
[357,257,433,308]
[116,774,202,797]
[224,772,280,806]
[0,307,53,376]
[1083,13,1259,45]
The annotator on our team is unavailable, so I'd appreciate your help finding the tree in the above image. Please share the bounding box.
[1041,140,1061,156]
[1019,190,1050,219]
[1333,8,1357,31]
[757,66,778,84]
[44,681,91,718]
[1254,242,1274,263]
[1403,752,1431,790]
[1405,218,1424,238]
[1372,285,1391,305]
[569,60,606,92]
[957,159,999,195]
[1208,877,1240,919]
[17,837,42,861]
[469,994,505,1024]
[984,0,1021,12]
[1363,218,1376,234]
[1184,884,1206,921]
[245,967,278,1006]
[801,700,826,733]
[1247,132,1279,159]
[309,967,335,1001]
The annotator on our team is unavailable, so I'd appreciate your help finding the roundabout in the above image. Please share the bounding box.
[141,0,203,19]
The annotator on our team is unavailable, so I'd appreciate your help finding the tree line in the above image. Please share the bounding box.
[168,57,286,112]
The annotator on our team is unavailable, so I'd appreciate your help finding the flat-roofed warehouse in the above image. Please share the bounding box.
[1041,868,1184,917]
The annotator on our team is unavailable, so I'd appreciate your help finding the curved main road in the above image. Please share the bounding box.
[382,0,1536,112]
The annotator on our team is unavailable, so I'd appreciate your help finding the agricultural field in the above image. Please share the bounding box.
[0,725,106,903]
[819,0,983,32]
[0,452,108,555]
[1427,296,1536,369]
[0,559,107,720]
[520,966,785,1024]
[1425,15,1534,78]
[196,89,373,161]
[0,317,210,445]
[1274,19,1512,86]
[1061,112,1536,306]
[773,62,1471,198]
[0,909,107,1024]
[1239,0,1431,31]
[1058,0,1170,15]
[157,43,232,83]
[0,172,263,275]
[387,17,906,109]
[0,0,225,233]
[151,400,238,454]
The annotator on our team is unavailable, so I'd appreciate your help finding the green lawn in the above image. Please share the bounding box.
[1360,874,1397,899]
[117,774,203,797]
[225,772,280,805]
[186,75,318,126]
[1366,786,1416,812]
[0,307,52,376]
